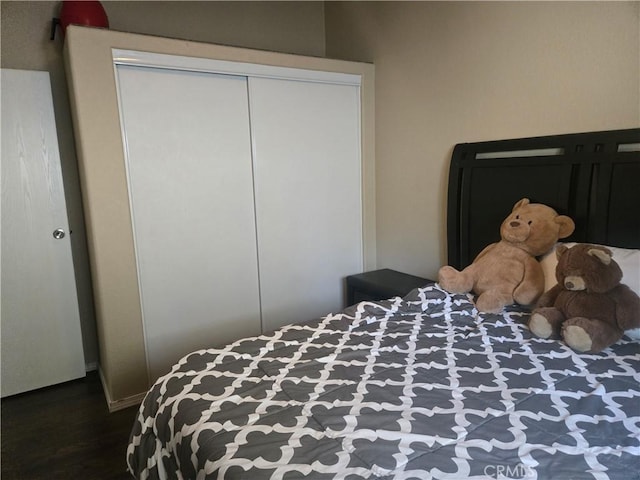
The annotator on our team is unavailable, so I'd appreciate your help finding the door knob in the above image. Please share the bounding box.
[53,228,65,239]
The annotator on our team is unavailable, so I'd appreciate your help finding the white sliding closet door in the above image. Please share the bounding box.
[115,66,261,381]
[249,77,363,332]
[1,69,86,396]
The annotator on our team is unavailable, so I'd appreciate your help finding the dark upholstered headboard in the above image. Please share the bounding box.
[446,128,640,269]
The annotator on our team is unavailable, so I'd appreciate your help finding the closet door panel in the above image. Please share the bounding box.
[115,66,261,380]
[249,77,363,331]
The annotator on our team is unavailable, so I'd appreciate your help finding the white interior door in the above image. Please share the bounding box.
[1,69,86,397]
[249,77,363,331]
[115,65,261,381]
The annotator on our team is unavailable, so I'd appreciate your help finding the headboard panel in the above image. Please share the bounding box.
[447,128,640,269]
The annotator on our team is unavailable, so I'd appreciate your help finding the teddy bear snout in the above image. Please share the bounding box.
[564,275,586,291]
[502,218,530,243]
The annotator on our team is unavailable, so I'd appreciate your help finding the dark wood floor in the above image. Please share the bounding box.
[1,371,139,480]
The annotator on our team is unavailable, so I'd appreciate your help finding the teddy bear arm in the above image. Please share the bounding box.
[513,257,545,306]
[536,284,563,308]
[610,285,640,330]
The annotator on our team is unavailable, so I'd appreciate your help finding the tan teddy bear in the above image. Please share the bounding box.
[529,243,640,353]
[438,198,575,313]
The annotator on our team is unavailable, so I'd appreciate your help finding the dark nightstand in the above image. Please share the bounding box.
[346,268,433,306]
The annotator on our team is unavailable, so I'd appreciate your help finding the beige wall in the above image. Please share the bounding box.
[325,1,640,280]
[1,1,326,369]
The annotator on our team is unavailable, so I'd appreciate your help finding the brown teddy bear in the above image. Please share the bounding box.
[438,198,575,313]
[529,243,640,353]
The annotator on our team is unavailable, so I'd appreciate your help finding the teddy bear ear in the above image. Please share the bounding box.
[512,198,530,211]
[588,247,612,265]
[556,244,569,259]
[555,215,575,239]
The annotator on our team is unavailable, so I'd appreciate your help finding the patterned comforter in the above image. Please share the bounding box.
[127,285,640,480]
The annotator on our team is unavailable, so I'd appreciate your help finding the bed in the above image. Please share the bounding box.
[127,128,640,480]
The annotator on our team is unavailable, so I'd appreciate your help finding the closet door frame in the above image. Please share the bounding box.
[113,50,365,335]
[64,26,375,410]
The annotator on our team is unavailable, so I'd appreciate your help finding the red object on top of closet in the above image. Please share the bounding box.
[59,1,109,36]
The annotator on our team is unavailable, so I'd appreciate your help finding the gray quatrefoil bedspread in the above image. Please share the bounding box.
[127,285,640,480]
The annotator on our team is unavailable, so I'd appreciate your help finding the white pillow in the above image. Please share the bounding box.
[539,242,640,339]
[539,243,571,292]
[627,328,640,340]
